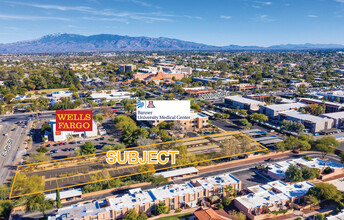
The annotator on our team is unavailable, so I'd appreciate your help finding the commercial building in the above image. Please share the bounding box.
[278,110,334,134]
[297,98,344,113]
[48,173,241,220]
[133,65,192,81]
[264,158,344,181]
[224,96,266,112]
[183,87,217,97]
[149,112,209,131]
[51,90,73,99]
[320,111,344,129]
[317,90,344,103]
[50,119,98,142]
[192,77,239,84]
[245,94,276,102]
[259,102,307,119]
[90,90,132,103]
[231,83,257,91]
[118,64,136,73]
[234,181,314,220]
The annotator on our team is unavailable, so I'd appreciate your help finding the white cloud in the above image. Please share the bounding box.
[254,14,274,22]
[308,14,318,18]
[220,15,232,19]
[335,0,344,3]
[0,14,71,21]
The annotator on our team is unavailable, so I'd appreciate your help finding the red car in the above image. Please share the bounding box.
[59,142,63,145]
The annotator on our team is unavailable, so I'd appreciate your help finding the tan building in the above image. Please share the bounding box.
[149,112,209,130]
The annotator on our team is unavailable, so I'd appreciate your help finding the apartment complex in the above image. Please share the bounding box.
[234,181,314,220]
[48,173,241,220]
[224,96,266,112]
[245,94,276,102]
[278,110,334,133]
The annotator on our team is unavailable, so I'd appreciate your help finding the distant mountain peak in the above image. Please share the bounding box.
[0,33,343,53]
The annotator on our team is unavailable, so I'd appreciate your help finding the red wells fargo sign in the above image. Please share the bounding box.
[56,110,93,131]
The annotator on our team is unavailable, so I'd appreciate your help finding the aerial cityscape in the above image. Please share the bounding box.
[1,0,344,220]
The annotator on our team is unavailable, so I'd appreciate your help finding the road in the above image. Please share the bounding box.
[0,121,28,184]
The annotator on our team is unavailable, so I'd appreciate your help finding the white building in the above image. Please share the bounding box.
[259,102,307,119]
[320,111,344,129]
[51,90,73,99]
[224,96,266,112]
[235,181,314,220]
[90,90,132,103]
[278,110,334,134]
[50,119,98,142]
[265,158,344,180]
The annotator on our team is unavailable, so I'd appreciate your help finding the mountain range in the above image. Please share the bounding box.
[0,33,343,53]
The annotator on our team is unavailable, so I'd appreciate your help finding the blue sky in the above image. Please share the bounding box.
[0,0,343,46]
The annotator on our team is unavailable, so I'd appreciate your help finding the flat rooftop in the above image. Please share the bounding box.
[280,110,331,123]
[225,95,266,105]
[264,102,306,111]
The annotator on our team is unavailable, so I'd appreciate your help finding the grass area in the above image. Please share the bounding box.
[154,213,193,220]
[25,88,69,95]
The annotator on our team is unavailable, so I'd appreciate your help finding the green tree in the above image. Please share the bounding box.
[238,118,252,127]
[314,136,339,158]
[157,202,168,214]
[123,209,138,220]
[124,102,135,113]
[93,114,104,123]
[137,164,155,182]
[0,185,9,200]
[40,122,51,133]
[26,193,54,217]
[285,165,303,182]
[138,211,148,220]
[151,175,168,188]
[56,181,62,209]
[307,182,343,203]
[249,113,268,123]
[102,143,126,151]
[81,141,96,155]
[301,167,319,180]
[36,146,49,153]
[222,196,231,207]
[340,152,344,164]
[0,200,12,219]
[229,210,246,220]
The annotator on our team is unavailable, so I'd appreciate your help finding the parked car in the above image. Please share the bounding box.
[47,144,51,147]
[266,158,274,162]
[100,137,105,140]
[69,148,74,151]
[59,142,63,145]
[77,141,82,144]
[51,149,58,153]
[63,142,67,145]
[3,133,8,136]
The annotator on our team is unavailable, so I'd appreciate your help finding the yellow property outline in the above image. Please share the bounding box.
[9,131,268,199]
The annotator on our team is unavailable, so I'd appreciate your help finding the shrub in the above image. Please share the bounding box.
[108,138,114,141]
[304,156,312,161]
[175,209,182,213]
[218,204,224,209]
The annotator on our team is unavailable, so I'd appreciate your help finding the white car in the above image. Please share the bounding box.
[3,133,8,136]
